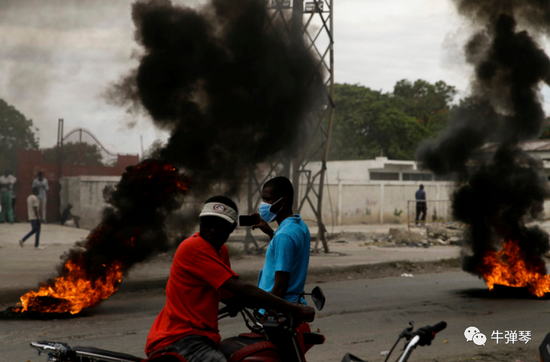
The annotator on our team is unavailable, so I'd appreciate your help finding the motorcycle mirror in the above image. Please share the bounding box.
[539,332,550,362]
[311,286,325,311]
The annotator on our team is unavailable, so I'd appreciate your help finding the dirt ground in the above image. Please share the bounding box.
[307,257,463,284]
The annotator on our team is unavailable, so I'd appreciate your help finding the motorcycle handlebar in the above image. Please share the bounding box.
[30,341,71,358]
[415,321,447,346]
[431,321,447,334]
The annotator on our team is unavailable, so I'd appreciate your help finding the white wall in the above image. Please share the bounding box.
[60,171,550,231]
[59,176,120,230]
[296,180,455,226]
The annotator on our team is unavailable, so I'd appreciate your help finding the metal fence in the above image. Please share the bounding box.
[407,199,453,229]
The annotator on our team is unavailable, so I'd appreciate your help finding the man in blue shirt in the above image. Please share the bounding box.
[415,184,427,227]
[251,176,310,305]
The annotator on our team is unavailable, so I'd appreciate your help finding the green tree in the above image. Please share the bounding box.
[0,99,39,171]
[393,79,457,133]
[328,83,431,160]
[42,142,104,166]
[327,80,457,161]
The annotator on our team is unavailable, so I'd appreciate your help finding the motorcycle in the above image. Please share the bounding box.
[341,320,447,362]
[29,286,327,362]
[29,286,446,362]
[540,332,550,362]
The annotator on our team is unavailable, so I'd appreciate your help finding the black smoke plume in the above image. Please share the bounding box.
[13,0,324,314]
[13,161,189,315]
[64,161,189,278]
[417,1,550,277]
[110,0,324,195]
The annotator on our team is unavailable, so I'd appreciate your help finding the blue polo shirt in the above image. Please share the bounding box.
[415,189,426,206]
[257,215,311,304]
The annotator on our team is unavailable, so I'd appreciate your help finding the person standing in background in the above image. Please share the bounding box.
[32,171,49,223]
[0,169,17,224]
[20,187,42,249]
[415,184,427,227]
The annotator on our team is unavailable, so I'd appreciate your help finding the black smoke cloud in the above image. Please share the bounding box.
[15,0,324,314]
[13,161,189,315]
[62,161,189,279]
[110,0,324,195]
[417,1,550,274]
[100,0,324,279]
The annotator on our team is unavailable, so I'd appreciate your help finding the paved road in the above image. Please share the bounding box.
[1,270,546,362]
[302,272,545,362]
[0,222,461,303]
[2,221,547,361]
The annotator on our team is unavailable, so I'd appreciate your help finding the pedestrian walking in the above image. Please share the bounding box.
[415,184,427,227]
[0,169,17,224]
[19,187,43,249]
[32,171,49,222]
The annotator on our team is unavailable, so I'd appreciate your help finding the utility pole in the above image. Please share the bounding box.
[246,0,334,253]
[56,119,64,178]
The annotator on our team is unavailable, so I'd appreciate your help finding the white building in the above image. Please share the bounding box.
[304,158,452,226]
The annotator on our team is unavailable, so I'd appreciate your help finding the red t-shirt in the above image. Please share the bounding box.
[145,233,238,356]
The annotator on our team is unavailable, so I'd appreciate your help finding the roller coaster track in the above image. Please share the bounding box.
[60,128,118,157]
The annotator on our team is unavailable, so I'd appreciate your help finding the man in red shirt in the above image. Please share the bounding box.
[146,195,314,362]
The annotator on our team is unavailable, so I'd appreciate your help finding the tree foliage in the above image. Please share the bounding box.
[328,80,456,160]
[393,79,456,133]
[0,98,39,172]
[42,142,105,166]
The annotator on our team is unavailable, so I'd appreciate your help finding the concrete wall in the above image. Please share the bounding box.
[59,176,121,230]
[296,181,455,226]
[59,175,457,230]
[17,149,139,223]
[291,159,454,226]
[58,176,251,231]
[59,175,550,231]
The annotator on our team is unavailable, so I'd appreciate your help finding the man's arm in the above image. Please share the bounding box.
[221,276,314,322]
[271,271,290,299]
[33,205,41,223]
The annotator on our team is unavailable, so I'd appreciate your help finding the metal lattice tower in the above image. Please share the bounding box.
[245,0,334,253]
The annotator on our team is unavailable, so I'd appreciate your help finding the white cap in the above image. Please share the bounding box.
[199,202,237,224]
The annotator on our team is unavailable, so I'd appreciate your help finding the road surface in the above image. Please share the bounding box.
[1,270,545,362]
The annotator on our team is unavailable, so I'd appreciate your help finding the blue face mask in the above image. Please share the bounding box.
[259,197,283,223]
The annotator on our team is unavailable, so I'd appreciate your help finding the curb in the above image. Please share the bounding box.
[0,258,461,306]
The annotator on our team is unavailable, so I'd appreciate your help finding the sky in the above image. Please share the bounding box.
[0,0,546,157]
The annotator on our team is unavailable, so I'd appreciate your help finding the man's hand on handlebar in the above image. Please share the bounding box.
[263,304,314,324]
[295,305,315,323]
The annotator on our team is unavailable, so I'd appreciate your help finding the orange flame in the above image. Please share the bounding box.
[14,259,123,314]
[13,160,189,315]
[477,240,550,297]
